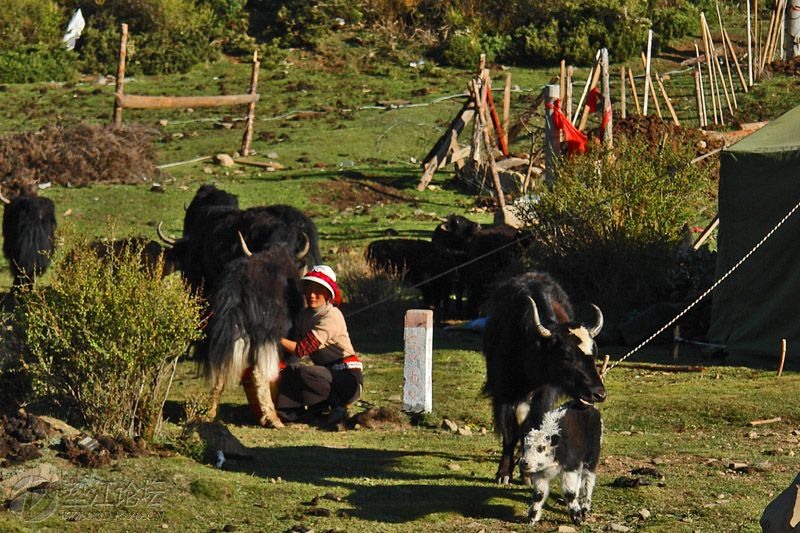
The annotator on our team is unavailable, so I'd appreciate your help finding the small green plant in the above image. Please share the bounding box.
[518,138,714,319]
[16,235,203,439]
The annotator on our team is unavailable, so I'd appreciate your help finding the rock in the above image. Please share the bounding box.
[215,154,235,167]
[638,508,651,520]
[388,395,401,402]
[171,132,184,139]
[150,184,165,193]
[1,463,60,498]
[266,151,279,159]
[447,463,461,471]
[457,426,472,436]
[214,122,235,129]
[747,431,759,439]
[441,419,458,432]
[728,462,749,471]
[609,523,631,532]
[36,415,80,437]
[158,119,169,127]
[203,166,214,174]
[558,526,577,532]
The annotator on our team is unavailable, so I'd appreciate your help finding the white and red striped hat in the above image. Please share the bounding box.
[302,265,341,306]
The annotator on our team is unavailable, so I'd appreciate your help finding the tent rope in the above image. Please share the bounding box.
[604,194,800,376]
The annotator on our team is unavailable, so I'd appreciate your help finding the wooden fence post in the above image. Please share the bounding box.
[543,84,561,187]
[600,48,612,147]
[241,50,261,157]
[403,310,433,413]
[113,23,129,128]
[620,66,626,119]
[643,29,653,116]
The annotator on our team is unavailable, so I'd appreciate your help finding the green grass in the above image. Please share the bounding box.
[1,25,800,533]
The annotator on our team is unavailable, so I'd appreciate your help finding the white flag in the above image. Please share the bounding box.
[63,9,85,51]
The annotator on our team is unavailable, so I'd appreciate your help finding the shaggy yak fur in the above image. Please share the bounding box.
[482,271,606,484]
[161,184,319,295]
[89,238,175,277]
[200,245,305,427]
[1,193,56,290]
[520,401,602,525]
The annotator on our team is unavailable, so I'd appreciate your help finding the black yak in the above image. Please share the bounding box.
[201,233,305,427]
[482,272,606,484]
[1,188,56,290]
[520,401,602,525]
[365,238,459,319]
[89,237,176,277]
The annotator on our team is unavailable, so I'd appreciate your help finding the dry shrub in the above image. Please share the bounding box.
[0,124,159,194]
[332,246,415,326]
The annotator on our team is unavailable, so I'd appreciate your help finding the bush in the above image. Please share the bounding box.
[68,0,219,75]
[249,0,363,48]
[650,2,699,53]
[0,0,63,50]
[0,45,78,83]
[16,236,203,438]
[517,139,714,320]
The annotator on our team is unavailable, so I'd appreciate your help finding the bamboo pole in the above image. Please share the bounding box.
[695,44,708,127]
[502,73,511,149]
[656,73,680,125]
[573,50,601,125]
[559,59,566,112]
[472,78,507,211]
[643,29,653,116]
[702,14,734,116]
[777,338,787,377]
[620,66,626,119]
[701,16,720,124]
[716,2,738,109]
[578,59,602,131]
[601,48,612,147]
[112,23,129,127]
[566,66,574,122]
[723,28,749,93]
[627,67,641,115]
[120,93,260,109]
[241,50,261,157]
[694,70,704,127]
[640,52,663,119]
[761,7,777,71]
[747,0,754,85]
[755,0,760,78]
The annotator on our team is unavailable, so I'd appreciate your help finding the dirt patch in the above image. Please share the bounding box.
[58,434,149,468]
[614,115,725,158]
[0,412,52,466]
[344,406,408,430]
[0,124,159,195]
[314,176,410,211]
[766,56,800,77]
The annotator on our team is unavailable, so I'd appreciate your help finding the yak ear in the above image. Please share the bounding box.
[549,434,560,447]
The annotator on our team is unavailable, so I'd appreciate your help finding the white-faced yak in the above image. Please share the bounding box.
[482,271,606,485]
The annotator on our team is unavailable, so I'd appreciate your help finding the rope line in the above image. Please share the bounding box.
[605,194,800,374]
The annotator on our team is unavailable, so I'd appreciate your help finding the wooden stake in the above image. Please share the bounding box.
[761,7,776,71]
[543,84,561,187]
[627,67,641,115]
[600,354,610,381]
[112,23,129,128]
[701,16,720,124]
[672,326,681,360]
[566,66,574,121]
[643,29,653,116]
[755,0,760,78]
[485,73,509,156]
[749,417,782,426]
[241,50,261,157]
[620,66,627,119]
[724,28,749,93]
[472,78,507,210]
[502,73,511,149]
[640,52,663,119]
[559,59,566,112]
[478,53,486,76]
[600,48,613,147]
[656,72,680,125]
[704,16,734,116]
[778,338,787,377]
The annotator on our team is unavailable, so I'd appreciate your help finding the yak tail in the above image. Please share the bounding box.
[207,334,251,389]
[252,340,280,384]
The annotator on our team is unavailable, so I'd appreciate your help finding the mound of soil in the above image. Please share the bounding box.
[58,434,148,468]
[613,115,725,158]
[345,406,407,430]
[314,175,410,211]
[766,56,800,77]
[0,412,52,466]
[0,124,159,195]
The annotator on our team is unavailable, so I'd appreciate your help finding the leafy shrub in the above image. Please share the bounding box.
[0,45,78,83]
[650,3,699,53]
[440,30,482,68]
[67,0,219,75]
[517,138,714,320]
[249,0,363,48]
[0,0,63,50]
[16,236,203,438]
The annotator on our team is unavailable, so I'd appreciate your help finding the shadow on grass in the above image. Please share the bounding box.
[224,444,529,523]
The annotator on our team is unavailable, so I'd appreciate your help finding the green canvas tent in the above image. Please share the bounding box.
[709,104,800,355]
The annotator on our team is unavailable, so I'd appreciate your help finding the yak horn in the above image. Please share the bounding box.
[588,304,604,338]
[528,296,552,338]
[0,187,9,205]
[238,231,253,257]
[295,232,310,260]
[156,222,176,244]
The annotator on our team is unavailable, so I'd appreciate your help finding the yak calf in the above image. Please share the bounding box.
[520,401,602,525]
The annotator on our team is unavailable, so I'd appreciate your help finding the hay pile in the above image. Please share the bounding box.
[0,124,159,195]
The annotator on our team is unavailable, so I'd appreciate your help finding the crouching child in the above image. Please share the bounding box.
[520,401,602,525]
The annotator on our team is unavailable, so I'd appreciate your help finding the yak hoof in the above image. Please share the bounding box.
[569,509,584,525]
[260,415,285,429]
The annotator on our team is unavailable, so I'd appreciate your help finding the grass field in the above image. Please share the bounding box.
[1,25,800,532]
